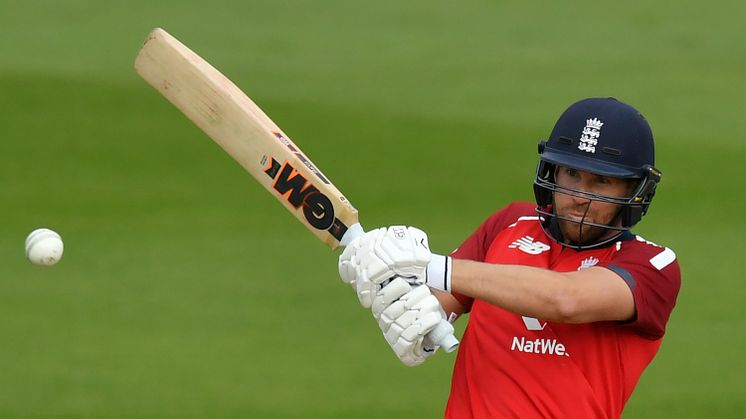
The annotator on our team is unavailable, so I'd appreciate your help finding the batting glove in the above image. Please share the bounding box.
[339,226,431,307]
[371,277,449,366]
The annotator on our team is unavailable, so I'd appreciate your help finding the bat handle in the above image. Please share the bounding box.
[340,223,365,247]
[340,223,460,353]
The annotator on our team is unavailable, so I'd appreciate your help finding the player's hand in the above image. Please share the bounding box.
[339,226,431,308]
[370,277,450,366]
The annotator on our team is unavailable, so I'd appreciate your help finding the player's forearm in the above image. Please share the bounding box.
[432,289,466,320]
[450,259,578,322]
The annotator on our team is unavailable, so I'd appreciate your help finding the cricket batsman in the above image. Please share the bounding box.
[339,97,681,418]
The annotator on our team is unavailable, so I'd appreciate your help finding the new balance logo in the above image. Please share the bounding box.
[509,236,550,255]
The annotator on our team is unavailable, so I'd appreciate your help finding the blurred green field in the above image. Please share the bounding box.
[1,1,744,417]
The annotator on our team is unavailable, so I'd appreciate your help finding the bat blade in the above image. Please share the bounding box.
[134,28,358,250]
[134,28,458,352]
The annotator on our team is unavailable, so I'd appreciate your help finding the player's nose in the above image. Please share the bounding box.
[569,192,591,206]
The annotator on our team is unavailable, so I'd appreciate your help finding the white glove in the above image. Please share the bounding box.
[338,227,382,288]
[338,225,459,363]
[370,277,448,367]
[339,226,431,308]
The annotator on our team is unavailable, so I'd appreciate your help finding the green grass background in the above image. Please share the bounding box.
[1,1,744,417]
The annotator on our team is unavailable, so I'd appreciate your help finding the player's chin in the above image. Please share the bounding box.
[558,220,605,245]
[557,219,582,241]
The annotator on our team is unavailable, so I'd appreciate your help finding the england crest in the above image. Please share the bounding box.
[578,118,603,153]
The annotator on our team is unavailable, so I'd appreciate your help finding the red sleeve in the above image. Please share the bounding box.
[601,238,681,339]
[449,202,537,311]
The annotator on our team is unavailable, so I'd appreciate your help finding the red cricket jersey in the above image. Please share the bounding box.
[444,202,681,419]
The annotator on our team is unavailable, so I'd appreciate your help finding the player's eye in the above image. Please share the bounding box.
[564,167,579,177]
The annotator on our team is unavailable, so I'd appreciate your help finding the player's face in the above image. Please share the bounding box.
[553,166,634,245]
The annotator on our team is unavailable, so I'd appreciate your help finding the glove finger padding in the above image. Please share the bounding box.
[346,225,435,310]
[359,237,394,285]
[343,228,387,308]
[338,227,385,286]
[338,239,360,285]
[376,284,445,367]
[372,277,412,320]
[355,270,374,308]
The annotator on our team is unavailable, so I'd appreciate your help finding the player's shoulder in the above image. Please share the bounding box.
[616,233,679,273]
[610,233,681,339]
[620,233,676,257]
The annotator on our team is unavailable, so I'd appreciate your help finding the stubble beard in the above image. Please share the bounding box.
[557,218,609,246]
[555,203,622,246]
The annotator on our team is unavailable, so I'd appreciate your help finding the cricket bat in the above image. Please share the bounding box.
[134,27,458,352]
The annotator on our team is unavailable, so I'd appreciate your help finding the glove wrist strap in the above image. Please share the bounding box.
[426,254,452,293]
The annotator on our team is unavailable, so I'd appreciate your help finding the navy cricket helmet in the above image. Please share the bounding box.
[533,97,662,248]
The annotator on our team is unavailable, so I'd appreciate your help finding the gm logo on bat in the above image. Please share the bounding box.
[263,155,349,242]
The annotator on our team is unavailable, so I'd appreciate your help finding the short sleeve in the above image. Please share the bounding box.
[602,238,681,339]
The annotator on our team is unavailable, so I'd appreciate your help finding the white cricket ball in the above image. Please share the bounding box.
[25,228,64,266]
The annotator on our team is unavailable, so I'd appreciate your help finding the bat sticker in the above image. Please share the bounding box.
[264,157,347,241]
